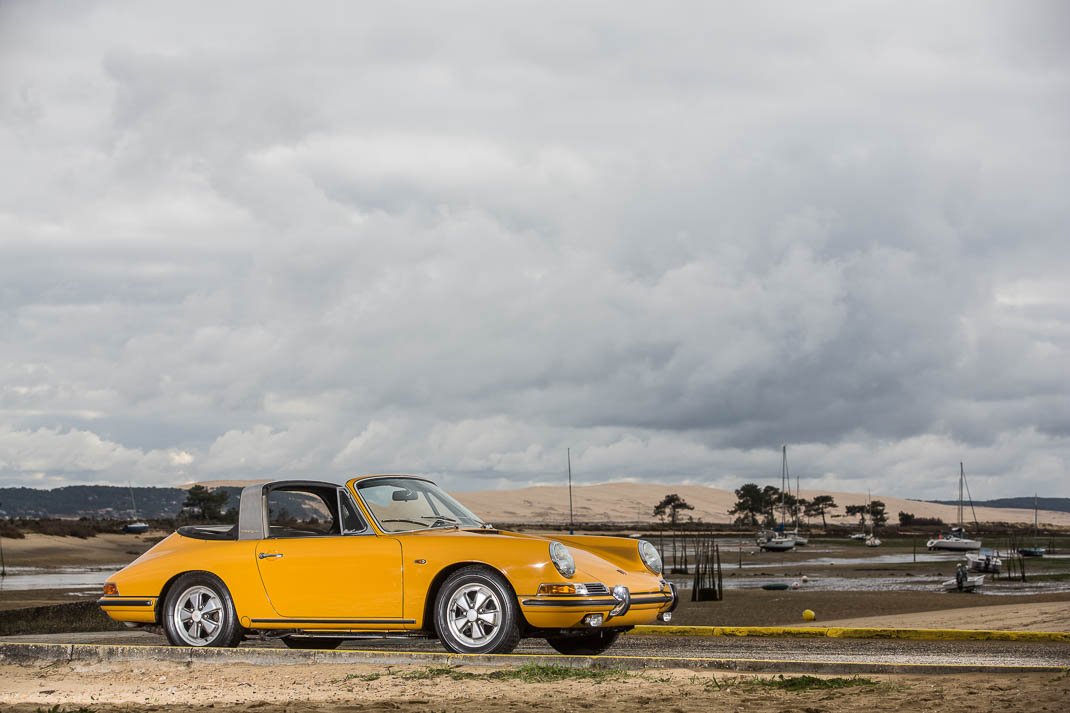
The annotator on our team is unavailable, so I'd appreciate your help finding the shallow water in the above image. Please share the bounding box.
[0,565,122,592]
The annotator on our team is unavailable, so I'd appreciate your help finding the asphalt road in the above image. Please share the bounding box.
[3,630,1068,669]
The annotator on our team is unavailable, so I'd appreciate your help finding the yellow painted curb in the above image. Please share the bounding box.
[629,625,1070,643]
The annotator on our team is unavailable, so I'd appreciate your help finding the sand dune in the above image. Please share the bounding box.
[184,478,1069,527]
[451,482,1070,528]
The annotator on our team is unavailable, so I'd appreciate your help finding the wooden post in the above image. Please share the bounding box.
[715,542,723,601]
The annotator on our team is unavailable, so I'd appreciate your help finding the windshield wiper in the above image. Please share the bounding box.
[421,515,460,528]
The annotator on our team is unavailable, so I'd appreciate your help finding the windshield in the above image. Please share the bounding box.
[355,478,485,532]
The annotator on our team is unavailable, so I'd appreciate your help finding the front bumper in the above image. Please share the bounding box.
[519,584,676,629]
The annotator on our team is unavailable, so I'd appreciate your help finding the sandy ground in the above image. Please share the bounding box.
[0,532,158,567]
[0,659,1068,713]
[807,601,1070,631]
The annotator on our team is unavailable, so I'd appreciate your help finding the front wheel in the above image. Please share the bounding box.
[162,572,242,648]
[434,566,521,655]
[545,629,621,655]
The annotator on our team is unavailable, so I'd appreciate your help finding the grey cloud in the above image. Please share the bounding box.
[0,1,1067,499]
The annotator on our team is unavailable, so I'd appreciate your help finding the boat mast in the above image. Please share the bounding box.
[963,460,971,526]
[781,445,788,528]
[796,474,801,529]
[1034,493,1039,541]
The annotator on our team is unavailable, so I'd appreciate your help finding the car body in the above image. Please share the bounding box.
[99,475,677,654]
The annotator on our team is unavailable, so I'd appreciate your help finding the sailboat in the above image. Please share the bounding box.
[1017,494,1047,557]
[926,463,981,551]
[759,446,796,552]
[122,483,150,534]
[863,490,881,547]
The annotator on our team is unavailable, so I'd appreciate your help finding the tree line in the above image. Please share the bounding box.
[727,484,888,532]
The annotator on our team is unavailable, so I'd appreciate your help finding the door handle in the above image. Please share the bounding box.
[258,552,284,559]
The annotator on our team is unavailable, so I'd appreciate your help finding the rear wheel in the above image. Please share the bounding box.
[434,566,521,655]
[162,572,242,648]
[545,629,621,655]
[281,636,344,650]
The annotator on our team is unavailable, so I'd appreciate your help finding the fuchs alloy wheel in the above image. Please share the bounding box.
[162,572,242,647]
[434,566,521,655]
[545,629,622,655]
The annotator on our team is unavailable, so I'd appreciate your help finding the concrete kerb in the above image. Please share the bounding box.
[1,642,1067,676]
[631,625,1070,643]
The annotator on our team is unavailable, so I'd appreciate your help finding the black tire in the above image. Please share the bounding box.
[545,629,621,655]
[161,572,242,648]
[282,636,345,650]
[434,565,521,655]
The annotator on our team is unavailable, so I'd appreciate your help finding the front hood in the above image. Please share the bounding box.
[403,528,662,591]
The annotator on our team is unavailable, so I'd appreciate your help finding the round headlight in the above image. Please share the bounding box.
[638,540,663,575]
[549,541,576,578]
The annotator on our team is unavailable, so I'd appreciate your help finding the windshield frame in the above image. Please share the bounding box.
[351,476,485,534]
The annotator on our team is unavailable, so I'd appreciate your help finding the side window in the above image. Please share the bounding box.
[339,490,367,534]
[267,489,335,537]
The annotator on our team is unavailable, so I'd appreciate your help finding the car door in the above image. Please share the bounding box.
[254,486,404,620]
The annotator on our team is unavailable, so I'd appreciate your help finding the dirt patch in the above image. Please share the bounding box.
[0,660,1066,712]
[671,589,1070,627]
[0,601,125,636]
[0,589,102,612]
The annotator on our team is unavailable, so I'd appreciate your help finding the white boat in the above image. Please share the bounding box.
[928,526,982,551]
[759,535,796,552]
[762,446,796,552]
[927,463,982,551]
[965,549,1001,574]
[860,490,882,547]
[122,483,150,534]
[941,563,984,592]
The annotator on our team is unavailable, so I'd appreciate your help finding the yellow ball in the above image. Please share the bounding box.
[802,609,816,622]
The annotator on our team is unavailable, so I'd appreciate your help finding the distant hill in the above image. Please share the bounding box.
[0,485,239,518]
[928,497,1070,514]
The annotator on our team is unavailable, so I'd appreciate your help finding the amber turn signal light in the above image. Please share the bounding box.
[103,583,119,595]
[537,584,576,595]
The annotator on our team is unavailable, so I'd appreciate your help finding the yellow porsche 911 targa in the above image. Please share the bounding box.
[99,475,677,654]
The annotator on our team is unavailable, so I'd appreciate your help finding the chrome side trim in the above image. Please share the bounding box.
[97,598,155,607]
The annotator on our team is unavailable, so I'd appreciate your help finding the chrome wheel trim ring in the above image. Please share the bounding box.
[171,585,224,646]
[445,582,502,648]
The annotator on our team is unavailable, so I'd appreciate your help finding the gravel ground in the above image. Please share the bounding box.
[4,629,1069,668]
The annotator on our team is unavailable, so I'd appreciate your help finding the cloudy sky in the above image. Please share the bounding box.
[1,2,1067,499]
